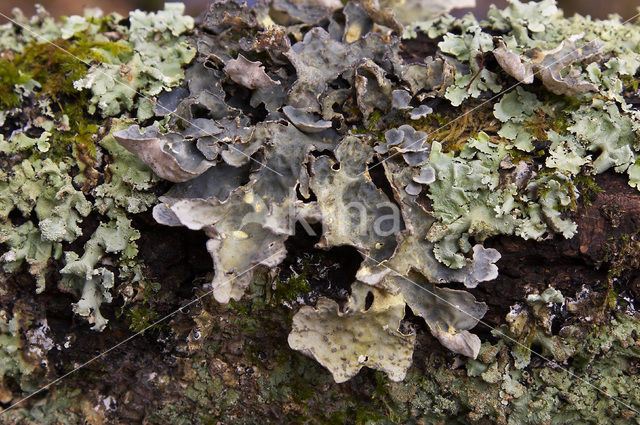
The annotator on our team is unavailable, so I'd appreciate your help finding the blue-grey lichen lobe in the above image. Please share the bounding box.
[113,0,509,380]
[112,0,640,383]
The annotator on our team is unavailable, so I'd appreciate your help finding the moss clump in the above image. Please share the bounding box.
[411,101,501,153]
[605,233,640,279]
[271,272,311,305]
[0,28,132,159]
[574,173,604,206]
[0,56,31,109]
[13,36,128,100]
[126,305,161,333]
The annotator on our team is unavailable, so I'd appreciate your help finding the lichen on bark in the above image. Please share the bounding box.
[1,0,640,423]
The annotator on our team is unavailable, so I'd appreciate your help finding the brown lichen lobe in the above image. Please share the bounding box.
[223,54,280,89]
[493,35,602,96]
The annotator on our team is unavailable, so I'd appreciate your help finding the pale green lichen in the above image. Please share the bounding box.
[0,5,72,51]
[438,25,502,106]
[288,282,415,383]
[400,0,640,271]
[73,3,196,117]
[0,312,38,390]
[568,99,636,175]
[0,5,193,330]
[0,301,56,406]
[0,158,88,292]
[493,87,544,152]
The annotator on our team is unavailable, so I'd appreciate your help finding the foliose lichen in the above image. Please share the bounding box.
[105,0,640,382]
[3,1,640,417]
[0,4,194,334]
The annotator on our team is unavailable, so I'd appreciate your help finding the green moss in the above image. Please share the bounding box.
[12,33,129,100]
[59,102,99,150]
[605,232,640,279]
[0,58,31,109]
[1,32,129,161]
[620,74,640,92]
[126,305,161,333]
[271,273,311,305]
[507,148,534,164]
[549,108,572,134]
[227,299,250,315]
[575,173,604,207]
[367,109,383,130]
[414,101,499,153]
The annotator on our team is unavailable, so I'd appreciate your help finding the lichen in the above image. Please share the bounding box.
[107,0,640,383]
[288,282,415,382]
[73,3,196,118]
[2,0,640,421]
[0,4,193,331]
